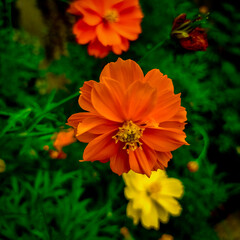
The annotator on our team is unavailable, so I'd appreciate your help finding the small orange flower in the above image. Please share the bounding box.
[45,128,76,159]
[53,128,77,152]
[67,58,188,176]
[68,0,143,58]
[49,150,67,159]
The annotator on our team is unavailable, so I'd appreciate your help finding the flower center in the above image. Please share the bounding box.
[104,9,119,23]
[113,120,143,152]
[147,182,161,195]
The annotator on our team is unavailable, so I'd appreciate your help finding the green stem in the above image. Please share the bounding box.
[138,38,169,64]
[195,126,209,164]
[47,91,79,112]
[27,91,79,133]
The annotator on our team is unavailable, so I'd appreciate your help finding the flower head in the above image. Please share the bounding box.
[171,13,208,51]
[53,128,76,152]
[68,0,143,58]
[123,170,184,230]
[44,128,76,159]
[0,159,6,173]
[67,58,188,176]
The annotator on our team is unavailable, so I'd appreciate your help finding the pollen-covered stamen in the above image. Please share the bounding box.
[113,120,144,152]
[104,9,119,23]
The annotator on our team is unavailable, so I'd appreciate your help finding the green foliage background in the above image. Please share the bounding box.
[1,0,240,239]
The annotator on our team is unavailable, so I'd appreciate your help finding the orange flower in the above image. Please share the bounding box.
[44,128,76,159]
[53,128,77,152]
[49,149,67,159]
[67,58,188,176]
[68,0,143,58]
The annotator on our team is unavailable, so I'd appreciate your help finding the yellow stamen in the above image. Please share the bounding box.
[104,9,119,23]
[113,120,143,153]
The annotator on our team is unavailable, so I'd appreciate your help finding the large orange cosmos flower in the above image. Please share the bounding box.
[67,58,188,176]
[68,0,143,58]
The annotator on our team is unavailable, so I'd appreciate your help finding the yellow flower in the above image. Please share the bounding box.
[123,169,184,230]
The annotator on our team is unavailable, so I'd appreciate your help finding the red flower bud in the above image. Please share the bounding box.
[179,27,208,51]
[171,14,208,51]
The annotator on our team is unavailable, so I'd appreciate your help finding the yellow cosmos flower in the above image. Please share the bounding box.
[123,169,184,230]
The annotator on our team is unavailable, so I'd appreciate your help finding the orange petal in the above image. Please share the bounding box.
[153,151,172,170]
[159,121,187,131]
[88,38,111,58]
[99,159,109,163]
[128,147,156,177]
[96,23,121,46]
[168,106,187,123]
[129,150,142,174]
[82,8,102,26]
[144,69,174,93]
[91,80,125,122]
[100,58,144,90]
[74,0,103,15]
[133,148,151,175]
[111,19,142,40]
[125,81,157,122]
[85,0,122,14]
[77,116,119,136]
[142,127,188,152]
[79,80,97,112]
[110,147,130,175]
[134,145,157,177]
[67,112,97,128]
[112,37,129,54]
[83,130,119,161]
[76,132,98,143]
[118,6,144,20]
[67,1,83,15]
[150,92,181,123]
[73,20,97,44]
[113,0,142,12]
[142,144,158,170]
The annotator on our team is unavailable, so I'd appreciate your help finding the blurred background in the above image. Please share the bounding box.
[0,0,240,239]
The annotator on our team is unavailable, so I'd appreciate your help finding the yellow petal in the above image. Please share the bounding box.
[126,201,141,225]
[123,170,150,191]
[155,203,170,223]
[141,202,160,230]
[153,196,182,216]
[124,186,139,200]
[132,193,152,214]
[160,178,184,198]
